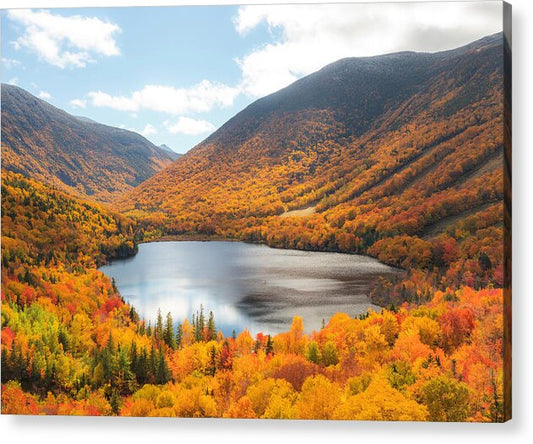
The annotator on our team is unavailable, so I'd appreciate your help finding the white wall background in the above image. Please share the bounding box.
[1,1,531,443]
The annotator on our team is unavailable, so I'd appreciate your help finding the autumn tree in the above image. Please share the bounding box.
[419,376,471,422]
[163,312,176,350]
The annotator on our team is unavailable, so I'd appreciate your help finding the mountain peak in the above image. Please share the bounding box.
[158,144,182,161]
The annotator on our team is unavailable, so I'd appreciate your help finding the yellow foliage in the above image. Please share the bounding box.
[334,375,428,421]
[402,316,441,347]
[126,399,155,417]
[295,374,342,420]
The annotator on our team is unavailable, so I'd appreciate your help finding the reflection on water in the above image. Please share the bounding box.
[99,241,398,335]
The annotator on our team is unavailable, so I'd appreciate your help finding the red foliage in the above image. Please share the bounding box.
[2,327,15,349]
[271,354,318,391]
[439,307,475,352]
[219,340,236,370]
[19,286,37,307]
[1,383,40,415]
[104,295,123,314]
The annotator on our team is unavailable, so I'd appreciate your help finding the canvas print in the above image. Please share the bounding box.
[0,1,511,421]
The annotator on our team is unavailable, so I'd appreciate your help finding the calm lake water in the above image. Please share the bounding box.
[99,241,397,336]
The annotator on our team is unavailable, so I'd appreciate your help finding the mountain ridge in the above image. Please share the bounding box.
[197,32,503,157]
[119,32,503,219]
[1,84,176,202]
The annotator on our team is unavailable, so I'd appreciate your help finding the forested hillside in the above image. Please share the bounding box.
[1,85,176,202]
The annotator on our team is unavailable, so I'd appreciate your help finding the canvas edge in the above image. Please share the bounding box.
[503,0,512,423]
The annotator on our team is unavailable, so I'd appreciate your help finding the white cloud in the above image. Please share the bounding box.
[85,80,239,115]
[69,98,87,108]
[234,2,503,97]
[8,77,19,85]
[38,90,51,99]
[7,9,121,69]
[140,123,157,137]
[87,90,137,111]
[164,117,215,135]
[116,123,157,138]
[118,123,138,133]
[2,57,21,69]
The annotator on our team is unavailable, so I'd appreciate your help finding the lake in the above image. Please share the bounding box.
[99,241,398,336]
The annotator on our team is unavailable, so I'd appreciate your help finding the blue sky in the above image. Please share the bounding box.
[1,2,502,153]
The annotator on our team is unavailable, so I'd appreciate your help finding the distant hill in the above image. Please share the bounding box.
[1,84,176,202]
[159,144,182,160]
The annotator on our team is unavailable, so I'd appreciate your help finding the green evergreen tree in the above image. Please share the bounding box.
[110,389,122,415]
[135,348,149,385]
[207,311,216,341]
[116,346,135,394]
[156,349,170,384]
[175,322,183,349]
[130,341,138,374]
[192,313,198,342]
[479,252,492,271]
[155,309,164,342]
[265,335,274,356]
[163,312,176,349]
[102,334,118,383]
[111,277,118,293]
[198,305,205,340]
[207,346,217,376]
[149,345,157,383]
[129,306,139,323]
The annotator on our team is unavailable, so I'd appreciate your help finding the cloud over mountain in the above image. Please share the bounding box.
[83,80,239,115]
[233,2,502,97]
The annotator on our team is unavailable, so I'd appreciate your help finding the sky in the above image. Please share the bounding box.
[1,1,503,154]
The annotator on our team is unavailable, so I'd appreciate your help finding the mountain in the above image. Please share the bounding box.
[159,144,182,160]
[1,84,176,202]
[119,33,505,245]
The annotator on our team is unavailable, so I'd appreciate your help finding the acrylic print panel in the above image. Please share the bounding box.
[0,0,511,421]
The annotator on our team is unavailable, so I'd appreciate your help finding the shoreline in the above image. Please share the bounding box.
[140,233,239,243]
[140,234,404,267]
